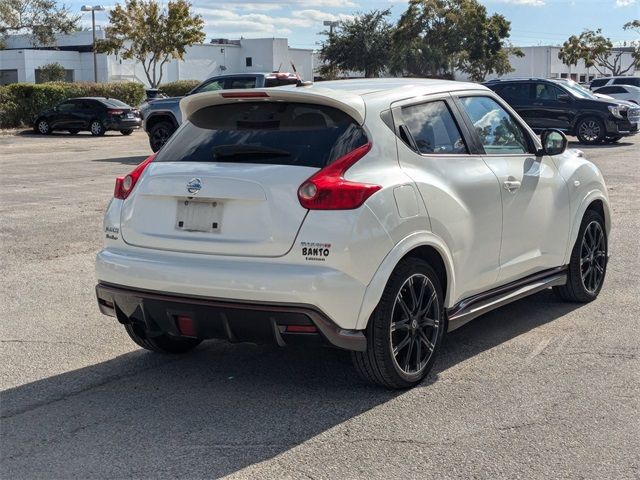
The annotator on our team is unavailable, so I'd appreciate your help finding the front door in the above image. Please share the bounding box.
[456,95,571,284]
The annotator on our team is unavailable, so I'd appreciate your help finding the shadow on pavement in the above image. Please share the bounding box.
[18,130,141,138]
[1,290,581,478]
[91,155,150,165]
[568,141,633,149]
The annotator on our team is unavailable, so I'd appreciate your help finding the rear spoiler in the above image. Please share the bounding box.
[180,87,366,125]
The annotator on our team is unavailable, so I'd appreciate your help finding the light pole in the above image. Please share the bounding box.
[81,5,106,82]
[323,20,339,36]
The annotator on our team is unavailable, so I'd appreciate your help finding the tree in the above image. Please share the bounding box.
[624,20,640,66]
[96,0,205,87]
[558,25,639,76]
[0,0,79,48]
[390,0,520,81]
[319,10,394,78]
[37,62,67,82]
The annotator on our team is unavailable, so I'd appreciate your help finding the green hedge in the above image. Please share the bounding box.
[0,81,146,128]
[158,80,200,97]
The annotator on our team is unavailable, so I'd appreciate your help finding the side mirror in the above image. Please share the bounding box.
[539,129,568,156]
[557,93,571,103]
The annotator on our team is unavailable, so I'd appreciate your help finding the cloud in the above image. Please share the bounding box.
[491,0,545,5]
[291,10,355,23]
[615,0,636,6]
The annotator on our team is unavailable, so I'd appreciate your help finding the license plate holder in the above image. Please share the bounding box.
[126,113,134,119]
[176,199,222,233]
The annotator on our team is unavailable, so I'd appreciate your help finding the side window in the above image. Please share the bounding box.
[613,77,640,87]
[496,83,530,102]
[459,96,530,155]
[57,101,76,112]
[399,100,467,154]
[226,77,257,89]
[195,79,225,93]
[595,86,614,94]
[534,83,564,101]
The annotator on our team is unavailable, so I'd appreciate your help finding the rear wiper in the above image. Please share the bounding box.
[212,145,291,160]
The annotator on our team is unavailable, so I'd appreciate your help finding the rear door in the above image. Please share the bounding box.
[120,101,368,257]
[455,94,570,284]
[391,95,503,300]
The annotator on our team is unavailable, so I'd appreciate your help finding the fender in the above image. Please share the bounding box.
[355,231,456,330]
[564,189,611,265]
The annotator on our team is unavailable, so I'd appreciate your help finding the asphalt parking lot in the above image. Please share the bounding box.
[1,130,638,479]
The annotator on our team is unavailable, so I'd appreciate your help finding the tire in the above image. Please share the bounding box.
[120,129,134,136]
[89,119,105,136]
[576,117,605,145]
[352,258,445,389]
[68,129,79,135]
[148,121,175,152]
[35,118,51,135]
[604,135,622,144]
[554,210,607,302]
[124,323,202,354]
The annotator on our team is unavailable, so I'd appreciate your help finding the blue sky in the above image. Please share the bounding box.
[71,0,639,50]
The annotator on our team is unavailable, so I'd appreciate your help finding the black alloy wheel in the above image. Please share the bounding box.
[390,273,441,375]
[576,117,605,145]
[90,120,105,136]
[149,121,175,152]
[352,258,445,389]
[554,210,607,302]
[35,118,51,135]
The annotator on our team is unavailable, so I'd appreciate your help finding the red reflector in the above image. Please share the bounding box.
[108,109,124,115]
[114,153,156,200]
[221,91,269,98]
[297,142,380,210]
[285,325,318,333]
[176,315,197,337]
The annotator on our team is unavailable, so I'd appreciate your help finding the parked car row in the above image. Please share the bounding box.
[141,72,300,151]
[31,74,639,147]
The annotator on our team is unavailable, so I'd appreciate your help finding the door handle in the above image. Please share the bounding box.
[503,179,522,193]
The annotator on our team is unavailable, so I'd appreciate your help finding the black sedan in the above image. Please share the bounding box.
[34,97,142,136]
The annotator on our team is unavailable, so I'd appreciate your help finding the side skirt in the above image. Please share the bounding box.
[446,266,568,332]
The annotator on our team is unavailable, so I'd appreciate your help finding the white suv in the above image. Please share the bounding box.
[96,79,611,388]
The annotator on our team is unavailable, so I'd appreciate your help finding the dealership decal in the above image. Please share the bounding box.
[105,226,119,240]
[301,242,331,261]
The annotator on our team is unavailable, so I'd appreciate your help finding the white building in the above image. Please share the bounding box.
[0,31,315,86]
[482,46,638,83]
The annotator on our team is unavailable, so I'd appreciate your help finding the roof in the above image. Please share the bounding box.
[180,78,490,125]
[298,78,483,96]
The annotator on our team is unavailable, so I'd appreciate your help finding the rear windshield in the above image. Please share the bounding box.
[155,102,367,168]
[102,98,131,108]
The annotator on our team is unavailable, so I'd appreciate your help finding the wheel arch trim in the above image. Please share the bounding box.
[564,190,611,265]
[355,232,456,330]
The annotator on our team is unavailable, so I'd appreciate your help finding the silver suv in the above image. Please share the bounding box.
[142,72,299,151]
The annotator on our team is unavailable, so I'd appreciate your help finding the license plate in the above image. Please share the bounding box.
[126,113,134,118]
[176,199,222,232]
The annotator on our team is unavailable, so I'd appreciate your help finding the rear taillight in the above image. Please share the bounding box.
[297,142,380,210]
[114,154,156,199]
[107,109,124,115]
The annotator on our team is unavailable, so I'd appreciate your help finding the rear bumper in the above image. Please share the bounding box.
[96,282,366,351]
[105,118,142,130]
